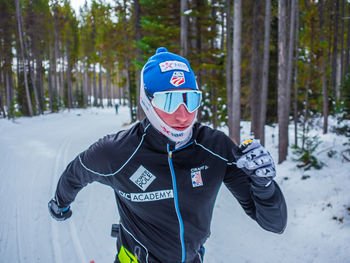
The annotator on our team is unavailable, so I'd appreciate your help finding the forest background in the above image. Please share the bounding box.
[1,0,350,164]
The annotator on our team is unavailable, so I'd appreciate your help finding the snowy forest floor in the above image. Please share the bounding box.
[0,106,349,263]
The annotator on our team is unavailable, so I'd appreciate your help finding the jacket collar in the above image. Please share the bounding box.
[140,118,199,152]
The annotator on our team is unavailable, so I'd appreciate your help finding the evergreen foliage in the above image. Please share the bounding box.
[293,135,324,170]
[0,0,349,163]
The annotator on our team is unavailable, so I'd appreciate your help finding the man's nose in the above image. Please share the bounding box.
[174,104,190,121]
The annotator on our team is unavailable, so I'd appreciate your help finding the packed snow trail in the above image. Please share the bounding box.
[1,107,350,262]
[0,108,127,262]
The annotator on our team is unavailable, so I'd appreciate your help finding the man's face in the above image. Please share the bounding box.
[154,104,197,131]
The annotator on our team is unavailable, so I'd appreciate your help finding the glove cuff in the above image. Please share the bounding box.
[61,205,70,212]
[48,199,72,221]
[251,180,276,200]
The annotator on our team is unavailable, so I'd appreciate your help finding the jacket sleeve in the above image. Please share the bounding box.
[54,137,113,208]
[224,158,287,234]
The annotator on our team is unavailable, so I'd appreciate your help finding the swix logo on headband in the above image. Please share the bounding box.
[161,126,184,137]
[161,126,170,135]
[170,71,185,87]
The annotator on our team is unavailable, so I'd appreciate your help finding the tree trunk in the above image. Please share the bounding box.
[327,0,333,100]
[286,0,296,126]
[125,60,134,122]
[259,0,272,146]
[53,42,58,107]
[87,65,92,106]
[331,0,340,101]
[232,0,242,144]
[98,52,103,107]
[2,17,14,107]
[107,69,112,107]
[220,9,225,51]
[75,70,78,108]
[25,38,41,114]
[0,75,5,117]
[83,62,87,107]
[37,55,45,112]
[16,42,20,87]
[119,84,122,106]
[66,46,73,109]
[134,0,145,120]
[346,3,350,78]
[293,0,300,144]
[210,0,218,129]
[48,45,54,112]
[336,54,341,100]
[302,71,310,150]
[29,59,40,114]
[322,66,328,134]
[93,63,98,106]
[250,0,262,139]
[5,69,11,111]
[278,0,288,163]
[195,0,203,123]
[15,0,33,116]
[1,70,5,117]
[119,87,122,106]
[226,0,233,139]
[84,62,89,106]
[181,0,189,56]
[3,38,13,112]
[0,70,6,117]
[340,0,345,88]
[117,67,122,105]
[111,69,116,105]
[59,52,64,103]
[211,0,216,127]
[53,5,59,106]
[116,66,122,106]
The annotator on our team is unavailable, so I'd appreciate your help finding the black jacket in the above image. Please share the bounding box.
[55,119,287,263]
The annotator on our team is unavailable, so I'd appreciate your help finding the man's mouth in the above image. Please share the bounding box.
[172,125,188,131]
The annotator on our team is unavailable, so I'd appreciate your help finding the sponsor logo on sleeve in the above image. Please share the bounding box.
[159,61,190,72]
[129,165,156,191]
[118,190,174,202]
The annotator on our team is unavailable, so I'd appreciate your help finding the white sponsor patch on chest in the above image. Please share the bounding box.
[129,165,156,191]
[118,190,174,202]
[131,190,174,202]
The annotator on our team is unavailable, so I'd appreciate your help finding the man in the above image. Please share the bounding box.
[48,47,287,263]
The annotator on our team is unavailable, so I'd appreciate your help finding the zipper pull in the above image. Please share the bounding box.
[169,151,172,158]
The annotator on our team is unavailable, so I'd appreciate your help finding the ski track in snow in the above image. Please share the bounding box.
[15,204,23,263]
[50,136,90,263]
[69,218,88,263]
[51,138,70,263]
[1,107,350,263]
[63,139,89,263]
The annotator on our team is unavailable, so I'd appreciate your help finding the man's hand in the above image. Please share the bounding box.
[236,139,276,187]
[48,199,72,221]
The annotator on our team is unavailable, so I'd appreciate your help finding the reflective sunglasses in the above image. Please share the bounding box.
[147,90,202,114]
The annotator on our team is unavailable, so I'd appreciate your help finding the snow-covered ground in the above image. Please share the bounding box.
[0,107,349,263]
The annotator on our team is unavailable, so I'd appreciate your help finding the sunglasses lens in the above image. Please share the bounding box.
[186,92,201,112]
[152,91,201,113]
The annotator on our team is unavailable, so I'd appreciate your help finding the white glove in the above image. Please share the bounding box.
[236,139,276,187]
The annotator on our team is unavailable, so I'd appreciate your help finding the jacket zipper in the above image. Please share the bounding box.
[167,144,186,263]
